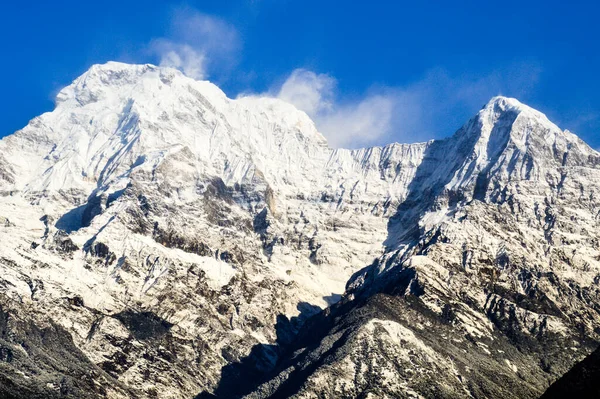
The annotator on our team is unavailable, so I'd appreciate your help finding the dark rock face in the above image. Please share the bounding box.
[0,301,130,399]
[50,230,79,254]
[113,310,174,341]
[86,242,117,265]
[152,223,214,257]
[540,346,600,398]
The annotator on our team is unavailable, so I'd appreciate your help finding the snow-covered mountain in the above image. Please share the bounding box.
[0,62,598,398]
[250,94,600,398]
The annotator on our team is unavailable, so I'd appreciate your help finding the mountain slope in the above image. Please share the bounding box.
[244,98,600,398]
[0,62,598,398]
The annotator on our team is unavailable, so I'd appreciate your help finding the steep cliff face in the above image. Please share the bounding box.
[0,62,598,398]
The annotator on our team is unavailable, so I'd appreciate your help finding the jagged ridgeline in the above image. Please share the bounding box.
[0,62,599,398]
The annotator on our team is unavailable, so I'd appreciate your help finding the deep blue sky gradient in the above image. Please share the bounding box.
[1,1,598,147]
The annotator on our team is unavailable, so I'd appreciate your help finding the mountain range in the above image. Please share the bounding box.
[0,62,599,398]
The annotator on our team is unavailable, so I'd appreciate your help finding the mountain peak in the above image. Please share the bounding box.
[54,62,227,108]
[86,61,157,74]
[2,61,332,194]
[484,95,525,109]
[451,94,575,158]
[478,95,559,130]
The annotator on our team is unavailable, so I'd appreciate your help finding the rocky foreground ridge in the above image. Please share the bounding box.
[0,62,599,398]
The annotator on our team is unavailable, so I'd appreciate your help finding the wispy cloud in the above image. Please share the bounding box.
[150,42,207,80]
[272,69,396,148]
[277,69,336,116]
[267,63,542,148]
[149,8,240,80]
[382,64,542,144]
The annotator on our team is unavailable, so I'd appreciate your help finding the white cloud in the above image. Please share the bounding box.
[277,69,335,116]
[149,8,240,80]
[274,69,396,148]
[151,42,207,80]
[317,95,395,148]
[271,63,542,148]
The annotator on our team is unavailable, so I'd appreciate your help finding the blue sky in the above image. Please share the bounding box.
[1,1,598,148]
